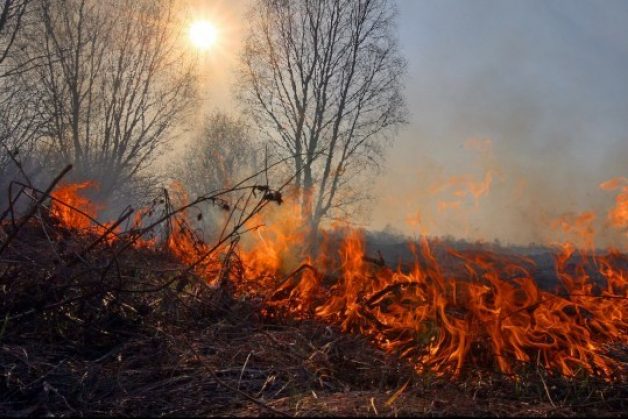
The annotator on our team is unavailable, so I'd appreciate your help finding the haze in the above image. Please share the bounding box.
[197,0,628,248]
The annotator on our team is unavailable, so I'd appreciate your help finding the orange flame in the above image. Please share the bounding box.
[551,211,597,252]
[50,181,101,230]
[601,177,628,236]
[430,171,494,208]
[48,181,628,380]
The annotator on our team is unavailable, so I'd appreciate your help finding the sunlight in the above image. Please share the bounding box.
[189,20,218,51]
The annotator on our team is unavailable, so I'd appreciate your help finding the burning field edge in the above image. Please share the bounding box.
[0,169,627,417]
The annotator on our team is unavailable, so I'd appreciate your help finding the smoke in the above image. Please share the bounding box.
[145,0,628,251]
[367,0,628,250]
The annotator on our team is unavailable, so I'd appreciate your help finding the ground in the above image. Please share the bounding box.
[0,219,626,417]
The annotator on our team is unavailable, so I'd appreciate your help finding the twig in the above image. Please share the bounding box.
[0,165,72,255]
[538,369,557,408]
[8,185,25,228]
[268,263,319,299]
[362,252,387,267]
[35,205,62,262]
[9,180,125,241]
[365,281,424,308]
[67,207,134,266]
[238,352,252,390]
[1,142,33,188]
[181,336,292,417]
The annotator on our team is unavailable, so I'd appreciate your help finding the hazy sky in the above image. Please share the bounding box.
[195,0,628,248]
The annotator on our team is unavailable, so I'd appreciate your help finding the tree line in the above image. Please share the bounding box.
[1,0,406,245]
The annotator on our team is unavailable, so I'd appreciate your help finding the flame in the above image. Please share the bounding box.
[240,200,307,281]
[437,200,463,211]
[429,171,494,208]
[48,181,628,380]
[305,232,627,378]
[600,177,628,237]
[50,182,101,230]
[405,211,422,229]
[551,211,597,252]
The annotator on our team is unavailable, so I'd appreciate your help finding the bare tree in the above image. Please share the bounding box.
[0,0,29,71]
[177,112,258,197]
[0,81,39,173]
[238,0,406,240]
[174,111,260,239]
[0,0,38,184]
[25,0,195,201]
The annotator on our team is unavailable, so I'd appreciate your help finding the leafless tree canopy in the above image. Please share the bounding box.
[0,0,37,184]
[238,0,406,235]
[21,0,195,200]
[173,111,260,239]
[0,0,29,71]
[177,112,258,197]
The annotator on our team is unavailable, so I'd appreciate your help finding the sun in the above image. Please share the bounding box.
[189,20,218,51]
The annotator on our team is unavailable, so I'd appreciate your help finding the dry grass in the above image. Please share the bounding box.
[0,207,626,416]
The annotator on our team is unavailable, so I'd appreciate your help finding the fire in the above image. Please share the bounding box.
[297,232,626,378]
[47,180,628,380]
[50,181,101,230]
[601,177,628,236]
[430,171,493,207]
[239,200,308,286]
[551,211,597,251]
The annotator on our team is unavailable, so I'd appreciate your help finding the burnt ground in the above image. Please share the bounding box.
[0,219,626,417]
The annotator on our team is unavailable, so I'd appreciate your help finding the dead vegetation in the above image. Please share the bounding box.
[0,168,627,417]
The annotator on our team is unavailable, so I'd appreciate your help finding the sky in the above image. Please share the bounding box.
[192,0,628,248]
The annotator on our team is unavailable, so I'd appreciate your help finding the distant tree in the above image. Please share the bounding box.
[237,0,406,241]
[0,80,39,179]
[177,112,258,197]
[24,0,195,201]
[174,111,259,238]
[0,0,30,71]
[0,0,34,177]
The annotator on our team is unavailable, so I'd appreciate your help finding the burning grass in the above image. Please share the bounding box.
[0,170,627,416]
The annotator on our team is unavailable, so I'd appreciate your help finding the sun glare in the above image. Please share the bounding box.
[189,20,218,51]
